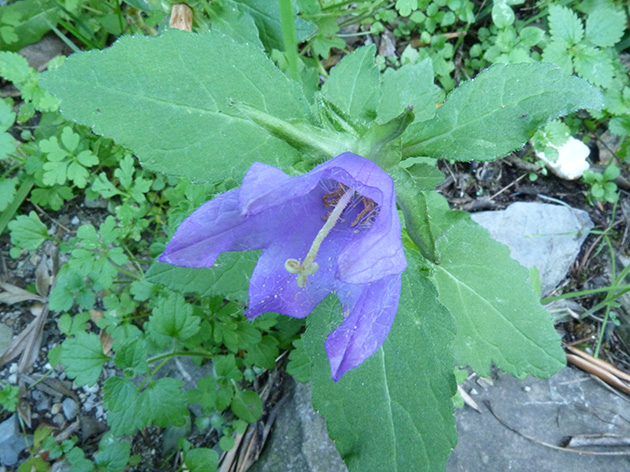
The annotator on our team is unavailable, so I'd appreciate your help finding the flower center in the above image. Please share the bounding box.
[285,188,354,287]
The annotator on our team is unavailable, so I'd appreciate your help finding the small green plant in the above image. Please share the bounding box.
[583,165,620,204]
[0,383,20,412]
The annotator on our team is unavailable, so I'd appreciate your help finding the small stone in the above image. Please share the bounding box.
[82,384,99,394]
[6,374,16,385]
[52,413,65,428]
[51,403,62,415]
[70,216,80,226]
[36,397,50,412]
[62,398,78,420]
[471,202,593,296]
[83,397,94,413]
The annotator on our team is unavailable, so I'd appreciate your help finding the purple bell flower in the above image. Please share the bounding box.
[159,152,406,381]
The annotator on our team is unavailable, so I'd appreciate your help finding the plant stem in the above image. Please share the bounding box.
[541,283,630,303]
[279,0,300,82]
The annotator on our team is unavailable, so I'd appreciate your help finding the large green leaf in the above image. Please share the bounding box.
[377,58,442,124]
[431,217,566,378]
[145,251,258,303]
[235,0,316,51]
[321,45,380,123]
[40,30,312,183]
[403,62,603,160]
[305,248,457,471]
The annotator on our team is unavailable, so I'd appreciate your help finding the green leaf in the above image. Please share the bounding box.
[492,3,514,28]
[214,354,243,382]
[0,131,15,160]
[204,0,263,48]
[230,389,262,423]
[60,332,108,386]
[541,40,573,74]
[548,5,584,46]
[60,126,79,151]
[321,45,380,123]
[235,0,316,51]
[431,217,566,378]
[139,378,189,428]
[574,46,614,88]
[103,377,144,436]
[403,62,603,160]
[585,5,627,48]
[305,249,456,471]
[286,337,311,382]
[8,211,48,250]
[395,0,418,17]
[0,0,60,51]
[0,96,16,132]
[609,115,630,136]
[0,50,30,83]
[147,292,200,341]
[544,120,570,147]
[0,177,16,212]
[40,30,312,184]
[392,167,446,261]
[146,251,258,303]
[58,312,90,336]
[377,58,441,124]
[95,437,131,472]
[244,335,278,369]
[519,26,545,47]
[185,448,219,472]
[113,339,149,376]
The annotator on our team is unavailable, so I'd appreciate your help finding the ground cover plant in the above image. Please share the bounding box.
[0,1,628,471]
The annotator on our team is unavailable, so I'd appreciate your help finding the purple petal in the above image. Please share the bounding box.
[325,274,402,381]
[158,189,250,268]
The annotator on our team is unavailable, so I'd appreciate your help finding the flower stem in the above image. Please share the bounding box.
[278,0,300,82]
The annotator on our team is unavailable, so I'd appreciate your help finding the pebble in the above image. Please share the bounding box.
[71,216,80,225]
[52,413,65,427]
[82,384,99,394]
[6,374,16,385]
[83,397,95,413]
[62,398,79,420]
[51,403,62,415]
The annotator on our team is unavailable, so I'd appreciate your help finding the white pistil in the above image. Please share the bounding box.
[285,189,354,287]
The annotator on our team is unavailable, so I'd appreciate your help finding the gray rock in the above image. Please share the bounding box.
[0,415,32,466]
[18,34,67,71]
[448,368,630,471]
[62,398,79,420]
[471,202,593,296]
[249,381,346,472]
